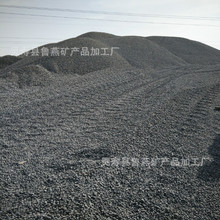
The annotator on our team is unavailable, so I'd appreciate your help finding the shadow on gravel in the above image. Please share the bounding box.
[197,134,220,181]
[48,147,112,172]
[214,106,220,111]
[75,147,112,160]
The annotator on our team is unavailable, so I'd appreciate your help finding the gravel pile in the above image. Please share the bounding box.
[85,34,187,69]
[0,55,21,69]
[1,35,130,77]
[147,36,220,65]
[0,64,53,88]
[1,32,220,87]
[0,32,220,219]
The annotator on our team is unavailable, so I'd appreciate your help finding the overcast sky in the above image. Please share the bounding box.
[0,0,220,56]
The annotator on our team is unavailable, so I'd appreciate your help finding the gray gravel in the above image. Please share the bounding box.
[1,64,220,219]
[0,32,220,219]
[0,56,21,70]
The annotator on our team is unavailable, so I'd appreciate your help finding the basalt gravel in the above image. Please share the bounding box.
[1,64,220,219]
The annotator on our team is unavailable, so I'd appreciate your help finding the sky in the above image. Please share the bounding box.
[0,0,220,56]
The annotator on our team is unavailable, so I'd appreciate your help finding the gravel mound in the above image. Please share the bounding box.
[0,64,52,88]
[100,36,187,68]
[1,32,220,219]
[1,36,130,77]
[147,36,220,65]
[0,55,21,69]
[1,32,220,84]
